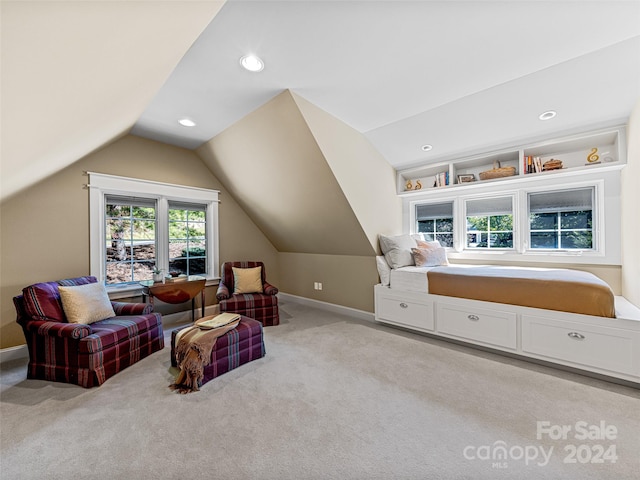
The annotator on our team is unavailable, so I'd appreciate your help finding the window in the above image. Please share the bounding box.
[89,173,219,290]
[169,203,207,276]
[105,196,157,284]
[465,196,514,249]
[528,187,594,250]
[415,202,453,247]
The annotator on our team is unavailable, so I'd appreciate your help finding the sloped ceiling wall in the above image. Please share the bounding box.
[291,92,402,251]
[197,90,396,257]
[0,0,226,201]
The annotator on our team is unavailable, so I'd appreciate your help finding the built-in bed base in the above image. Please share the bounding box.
[374,284,640,385]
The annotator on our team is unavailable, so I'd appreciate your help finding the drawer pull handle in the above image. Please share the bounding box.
[567,332,585,340]
[467,314,479,321]
[399,303,408,309]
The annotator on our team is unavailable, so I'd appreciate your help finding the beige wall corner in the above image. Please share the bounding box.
[1,0,226,201]
[291,92,403,253]
[621,99,640,307]
[196,90,374,257]
[278,253,378,313]
[0,135,277,349]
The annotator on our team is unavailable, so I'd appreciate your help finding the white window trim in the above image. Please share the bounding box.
[460,191,519,253]
[409,180,608,263]
[519,179,604,259]
[88,172,220,294]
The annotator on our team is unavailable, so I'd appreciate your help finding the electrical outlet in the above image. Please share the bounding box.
[313,282,323,290]
[318,282,323,291]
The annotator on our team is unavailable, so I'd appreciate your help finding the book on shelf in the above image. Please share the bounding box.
[524,156,543,174]
[434,171,450,187]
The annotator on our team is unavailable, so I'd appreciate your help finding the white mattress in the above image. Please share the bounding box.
[389,266,435,293]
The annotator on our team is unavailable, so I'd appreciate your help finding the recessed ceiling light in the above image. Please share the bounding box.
[538,110,557,121]
[240,54,264,72]
[178,118,196,127]
[421,144,433,152]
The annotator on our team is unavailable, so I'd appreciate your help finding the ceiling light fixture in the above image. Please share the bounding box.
[240,54,264,72]
[421,144,433,152]
[178,118,196,127]
[538,110,557,121]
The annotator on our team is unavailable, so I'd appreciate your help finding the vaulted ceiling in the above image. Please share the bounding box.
[132,0,640,168]
[2,1,640,203]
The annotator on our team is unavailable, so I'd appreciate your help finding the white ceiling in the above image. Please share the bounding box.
[132,0,640,169]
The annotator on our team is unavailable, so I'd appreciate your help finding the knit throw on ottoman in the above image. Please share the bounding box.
[169,315,240,394]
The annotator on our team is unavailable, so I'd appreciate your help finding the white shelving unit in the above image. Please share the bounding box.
[397,126,626,196]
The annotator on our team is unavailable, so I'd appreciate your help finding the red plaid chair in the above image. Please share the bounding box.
[216,261,279,326]
[14,276,164,388]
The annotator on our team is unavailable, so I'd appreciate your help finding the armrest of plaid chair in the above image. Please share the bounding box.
[216,283,231,300]
[111,302,153,316]
[263,282,278,296]
[24,320,91,339]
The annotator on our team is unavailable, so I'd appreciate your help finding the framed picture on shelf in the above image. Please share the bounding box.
[457,174,476,184]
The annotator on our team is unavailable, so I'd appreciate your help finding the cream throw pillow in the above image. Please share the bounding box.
[59,282,116,324]
[233,266,263,294]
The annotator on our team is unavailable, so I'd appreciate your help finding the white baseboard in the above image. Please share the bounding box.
[0,344,28,363]
[278,292,375,323]
[0,305,222,365]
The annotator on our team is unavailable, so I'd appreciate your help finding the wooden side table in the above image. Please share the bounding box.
[140,276,206,322]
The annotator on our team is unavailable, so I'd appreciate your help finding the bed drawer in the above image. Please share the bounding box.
[522,315,640,377]
[376,295,434,332]
[436,302,517,350]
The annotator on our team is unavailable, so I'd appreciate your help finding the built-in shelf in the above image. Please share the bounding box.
[397,126,626,196]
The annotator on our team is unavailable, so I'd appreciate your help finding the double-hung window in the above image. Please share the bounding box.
[169,203,207,276]
[465,196,514,249]
[89,173,219,291]
[528,187,594,250]
[105,196,157,284]
[415,202,454,247]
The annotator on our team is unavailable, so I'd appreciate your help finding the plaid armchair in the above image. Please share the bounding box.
[14,276,164,388]
[216,261,279,326]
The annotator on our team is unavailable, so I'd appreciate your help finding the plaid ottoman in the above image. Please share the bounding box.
[170,316,265,385]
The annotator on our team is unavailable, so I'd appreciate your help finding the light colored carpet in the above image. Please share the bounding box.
[1,300,639,479]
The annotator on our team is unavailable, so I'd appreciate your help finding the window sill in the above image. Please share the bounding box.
[448,250,612,265]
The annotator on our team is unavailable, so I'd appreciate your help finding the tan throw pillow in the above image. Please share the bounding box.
[416,240,441,250]
[233,266,263,294]
[411,247,450,267]
[59,282,116,324]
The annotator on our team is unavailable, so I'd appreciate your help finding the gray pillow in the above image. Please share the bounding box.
[376,256,392,286]
[379,234,418,269]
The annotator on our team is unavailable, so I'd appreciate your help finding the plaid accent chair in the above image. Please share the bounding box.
[216,261,279,326]
[14,276,164,388]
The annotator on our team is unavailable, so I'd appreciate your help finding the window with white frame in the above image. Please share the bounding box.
[528,187,594,250]
[465,196,514,249]
[169,203,207,276]
[415,202,454,247]
[105,196,157,284]
[89,173,219,288]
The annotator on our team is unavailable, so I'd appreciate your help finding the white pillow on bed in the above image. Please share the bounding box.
[379,234,419,269]
[412,246,449,267]
[376,256,391,286]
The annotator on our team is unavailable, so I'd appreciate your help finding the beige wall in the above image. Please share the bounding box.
[278,253,378,312]
[291,92,403,253]
[1,0,226,201]
[0,135,277,349]
[621,99,640,307]
[197,90,374,257]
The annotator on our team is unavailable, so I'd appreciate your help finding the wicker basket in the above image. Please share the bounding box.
[478,161,517,180]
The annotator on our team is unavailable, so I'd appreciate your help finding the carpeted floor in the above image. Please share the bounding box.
[1,300,639,479]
